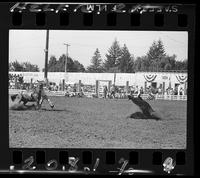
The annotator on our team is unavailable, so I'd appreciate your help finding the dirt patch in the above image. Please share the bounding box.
[9,96,187,149]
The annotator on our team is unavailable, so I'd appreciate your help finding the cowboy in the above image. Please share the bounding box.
[10,81,54,109]
[36,82,54,109]
[103,85,108,98]
[110,85,116,99]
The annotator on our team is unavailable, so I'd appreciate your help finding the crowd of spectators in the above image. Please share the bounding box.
[48,82,59,91]
[101,85,186,99]
[9,74,186,98]
[165,86,185,95]
[9,74,25,89]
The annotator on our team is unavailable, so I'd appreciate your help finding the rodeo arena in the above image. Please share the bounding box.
[9,71,187,149]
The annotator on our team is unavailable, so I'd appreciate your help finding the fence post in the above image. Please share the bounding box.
[162,82,165,95]
[62,79,65,91]
[96,80,99,98]
[78,80,81,92]
[15,78,17,89]
[126,81,129,94]
[184,82,187,95]
[144,81,147,93]
[30,78,33,89]
[108,80,111,92]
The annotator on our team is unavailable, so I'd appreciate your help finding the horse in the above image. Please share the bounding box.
[10,82,54,110]
[127,94,162,120]
[10,102,37,111]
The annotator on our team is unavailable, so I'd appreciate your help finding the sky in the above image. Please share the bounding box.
[9,30,188,71]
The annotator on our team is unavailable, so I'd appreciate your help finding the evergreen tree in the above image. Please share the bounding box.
[119,44,134,73]
[147,39,166,71]
[133,57,142,72]
[48,56,57,72]
[73,60,85,72]
[140,56,150,72]
[87,48,103,72]
[147,39,166,60]
[103,39,122,71]
[67,57,76,72]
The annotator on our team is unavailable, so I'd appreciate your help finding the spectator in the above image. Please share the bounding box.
[59,84,62,90]
[135,86,139,94]
[103,85,108,99]
[80,86,84,96]
[158,87,162,94]
[110,85,115,99]
[174,87,178,95]
[73,86,76,92]
[140,86,144,94]
[130,86,135,95]
[179,87,183,95]
[166,87,169,95]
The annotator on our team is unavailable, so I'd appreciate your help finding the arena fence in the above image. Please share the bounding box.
[9,89,66,96]
[9,89,187,101]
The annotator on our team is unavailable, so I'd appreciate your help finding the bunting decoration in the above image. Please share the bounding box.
[144,74,157,82]
[176,75,187,84]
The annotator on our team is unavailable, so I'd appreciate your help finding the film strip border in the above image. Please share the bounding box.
[11,12,188,28]
[7,3,193,29]
[9,149,187,175]
[1,2,195,176]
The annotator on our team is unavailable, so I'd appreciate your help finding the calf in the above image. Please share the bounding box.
[127,95,161,120]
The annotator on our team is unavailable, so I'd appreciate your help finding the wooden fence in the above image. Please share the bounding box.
[9,89,187,101]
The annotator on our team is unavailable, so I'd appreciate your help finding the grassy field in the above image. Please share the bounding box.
[9,96,187,149]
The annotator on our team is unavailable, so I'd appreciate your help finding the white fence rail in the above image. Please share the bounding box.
[144,94,187,101]
[9,89,187,101]
[9,89,66,96]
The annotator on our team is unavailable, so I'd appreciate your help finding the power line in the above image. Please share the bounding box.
[63,43,70,73]
[158,32,187,47]
[44,30,49,80]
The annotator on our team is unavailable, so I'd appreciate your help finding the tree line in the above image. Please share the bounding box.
[43,54,85,72]
[9,38,187,73]
[9,61,39,72]
[87,38,187,73]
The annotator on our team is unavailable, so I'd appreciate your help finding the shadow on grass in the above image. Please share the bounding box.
[40,108,69,112]
[127,111,175,121]
[9,106,69,112]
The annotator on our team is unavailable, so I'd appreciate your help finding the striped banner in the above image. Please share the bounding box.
[144,74,157,82]
[176,75,187,84]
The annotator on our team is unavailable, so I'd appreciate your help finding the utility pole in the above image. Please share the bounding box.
[44,29,49,81]
[63,43,70,73]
